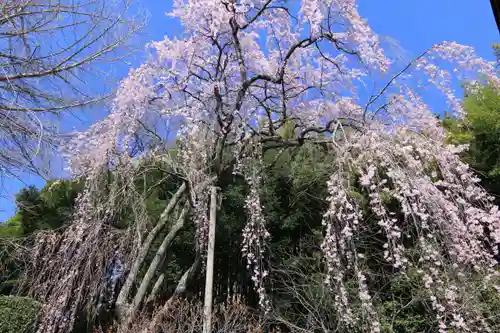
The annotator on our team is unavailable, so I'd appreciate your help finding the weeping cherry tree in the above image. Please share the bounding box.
[19,1,500,332]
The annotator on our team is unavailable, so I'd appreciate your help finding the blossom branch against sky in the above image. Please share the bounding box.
[0,1,496,215]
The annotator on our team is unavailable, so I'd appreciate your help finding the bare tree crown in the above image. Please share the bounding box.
[0,0,143,179]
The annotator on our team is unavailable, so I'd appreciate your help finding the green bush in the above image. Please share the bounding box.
[0,296,41,333]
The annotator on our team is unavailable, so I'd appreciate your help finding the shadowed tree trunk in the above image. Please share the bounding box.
[115,183,187,321]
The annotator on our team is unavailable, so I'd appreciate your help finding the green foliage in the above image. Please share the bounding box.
[15,186,43,234]
[12,179,83,235]
[277,118,297,140]
[443,85,500,198]
[379,300,433,333]
[0,213,22,238]
[38,179,83,230]
[40,180,82,209]
[478,281,500,328]
[0,179,83,296]
[0,296,41,333]
[377,269,436,332]
[0,214,23,295]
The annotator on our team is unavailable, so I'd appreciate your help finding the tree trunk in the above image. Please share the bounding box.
[203,186,218,333]
[125,203,189,325]
[146,273,165,306]
[115,182,186,321]
[146,254,201,333]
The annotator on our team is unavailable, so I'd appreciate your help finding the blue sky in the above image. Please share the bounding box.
[0,0,498,222]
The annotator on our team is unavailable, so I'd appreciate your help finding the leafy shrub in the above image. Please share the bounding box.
[0,296,41,333]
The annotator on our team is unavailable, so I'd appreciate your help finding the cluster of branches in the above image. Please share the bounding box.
[0,0,144,180]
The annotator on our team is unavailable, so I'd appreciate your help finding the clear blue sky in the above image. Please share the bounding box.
[0,0,498,222]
